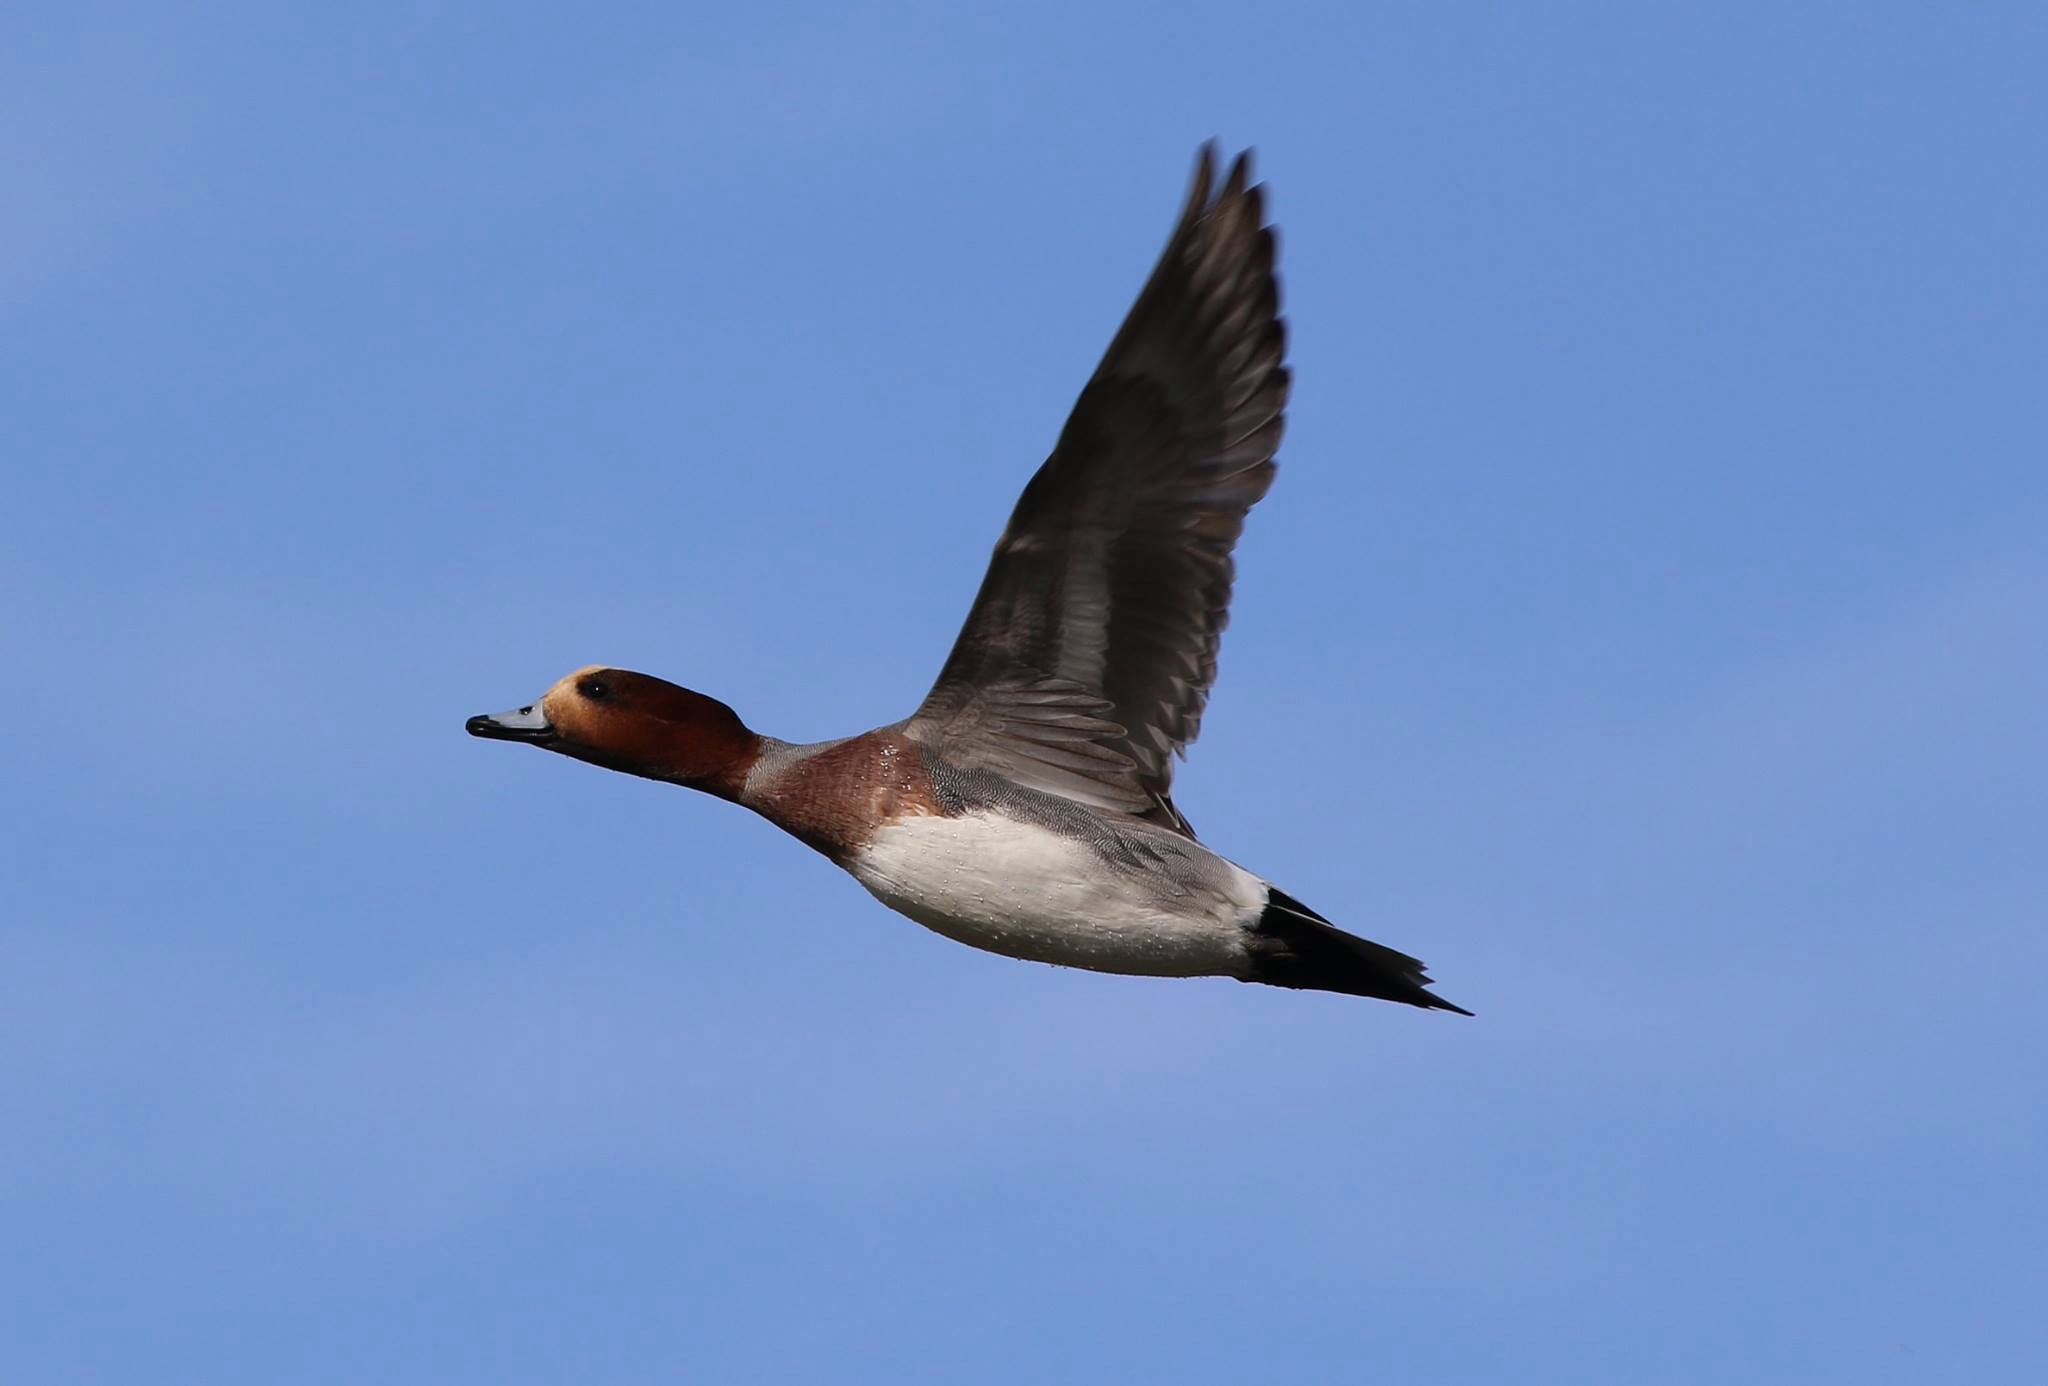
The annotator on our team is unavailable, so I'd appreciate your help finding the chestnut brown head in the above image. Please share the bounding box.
[466,666,758,797]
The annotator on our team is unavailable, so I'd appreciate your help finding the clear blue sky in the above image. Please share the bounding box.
[6,3,2045,1381]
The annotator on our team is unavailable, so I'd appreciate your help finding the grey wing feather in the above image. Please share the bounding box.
[906,144,1290,836]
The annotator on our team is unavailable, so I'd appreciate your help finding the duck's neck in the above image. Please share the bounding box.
[657,719,766,802]
[629,685,757,801]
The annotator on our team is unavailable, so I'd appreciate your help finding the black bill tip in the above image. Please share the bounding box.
[466,705,555,743]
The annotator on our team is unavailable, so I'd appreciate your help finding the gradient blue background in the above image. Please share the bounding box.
[7,3,2045,1381]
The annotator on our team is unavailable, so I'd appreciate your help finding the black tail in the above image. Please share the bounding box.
[1245,887,1472,1015]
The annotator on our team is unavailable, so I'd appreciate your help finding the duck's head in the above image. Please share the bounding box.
[466,666,758,798]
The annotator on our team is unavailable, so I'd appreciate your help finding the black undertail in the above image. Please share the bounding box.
[1245,887,1473,1015]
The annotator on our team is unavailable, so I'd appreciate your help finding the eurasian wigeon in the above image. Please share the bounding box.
[468,146,1469,1014]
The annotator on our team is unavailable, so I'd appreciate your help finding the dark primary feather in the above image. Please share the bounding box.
[908,144,1290,836]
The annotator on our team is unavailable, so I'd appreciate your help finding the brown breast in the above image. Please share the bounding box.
[743,730,942,863]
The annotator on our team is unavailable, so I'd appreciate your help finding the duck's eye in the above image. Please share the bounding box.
[579,679,610,701]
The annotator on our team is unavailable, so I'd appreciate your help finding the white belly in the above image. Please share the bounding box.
[845,811,1261,978]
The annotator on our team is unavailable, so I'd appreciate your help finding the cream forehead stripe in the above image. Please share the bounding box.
[545,667,618,702]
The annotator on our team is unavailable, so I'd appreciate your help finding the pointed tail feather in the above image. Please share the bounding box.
[1245,887,1472,1015]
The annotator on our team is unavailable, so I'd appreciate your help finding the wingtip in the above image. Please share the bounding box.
[1182,141,1219,221]
[1186,142,1259,203]
[1222,147,1252,200]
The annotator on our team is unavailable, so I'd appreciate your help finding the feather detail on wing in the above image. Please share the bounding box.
[907,144,1290,838]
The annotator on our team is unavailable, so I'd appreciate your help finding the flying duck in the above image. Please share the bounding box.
[468,145,1469,1014]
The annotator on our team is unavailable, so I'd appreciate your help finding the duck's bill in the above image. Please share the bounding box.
[465,704,556,743]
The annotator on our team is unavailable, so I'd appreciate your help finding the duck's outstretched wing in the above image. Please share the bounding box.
[906,145,1289,837]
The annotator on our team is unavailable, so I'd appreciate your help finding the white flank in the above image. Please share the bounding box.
[846,812,1264,978]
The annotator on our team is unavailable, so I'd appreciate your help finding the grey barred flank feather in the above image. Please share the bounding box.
[907,144,1288,839]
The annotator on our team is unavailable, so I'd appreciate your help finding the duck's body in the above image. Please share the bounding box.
[744,730,1264,979]
[468,146,1469,1014]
